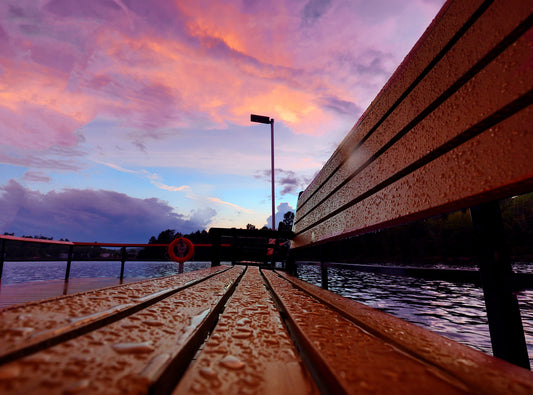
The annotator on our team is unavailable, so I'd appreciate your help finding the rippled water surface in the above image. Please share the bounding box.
[1,260,214,284]
[296,263,533,367]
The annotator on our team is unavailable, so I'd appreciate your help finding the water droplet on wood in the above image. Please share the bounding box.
[143,320,164,327]
[0,363,21,379]
[220,355,245,370]
[63,379,90,394]
[111,342,154,354]
[199,367,218,380]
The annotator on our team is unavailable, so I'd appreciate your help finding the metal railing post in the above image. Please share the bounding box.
[231,236,236,266]
[120,247,126,283]
[64,245,73,281]
[320,245,328,290]
[211,232,221,267]
[0,239,5,281]
[470,201,530,369]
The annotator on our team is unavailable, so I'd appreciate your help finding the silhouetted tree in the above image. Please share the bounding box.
[278,211,295,231]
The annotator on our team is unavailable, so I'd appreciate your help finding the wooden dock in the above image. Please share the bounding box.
[1,265,533,394]
[0,277,144,309]
[0,0,531,392]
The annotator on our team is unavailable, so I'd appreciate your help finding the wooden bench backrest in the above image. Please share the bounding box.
[292,0,533,249]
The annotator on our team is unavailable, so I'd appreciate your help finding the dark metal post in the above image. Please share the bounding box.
[211,232,221,267]
[250,114,275,230]
[320,245,328,290]
[286,250,297,276]
[320,262,329,290]
[470,201,530,369]
[64,245,73,281]
[231,236,237,266]
[0,239,5,281]
[120,247,126,283]
[272,238,278,267]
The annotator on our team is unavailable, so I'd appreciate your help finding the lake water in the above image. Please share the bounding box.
[1,260,532,368]
[0,260,214,284]
[296,262,533,368]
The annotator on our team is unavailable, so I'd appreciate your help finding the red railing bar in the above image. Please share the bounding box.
[72,242,167,247]
[0,235,230,248]
[0,235,74,245]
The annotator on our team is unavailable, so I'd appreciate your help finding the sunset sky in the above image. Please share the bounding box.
[0,0,445,242]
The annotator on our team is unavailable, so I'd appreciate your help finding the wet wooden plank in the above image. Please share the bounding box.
[0,266,244,394]
[173,266,318,395]
[264,270,533,394]
[0,277,143,308]
[295,28,532,233]
[0,266,228,363]
[297,0,487,207]
[294,106,533,246]
[274,271,533,393]
[293,0,533,247]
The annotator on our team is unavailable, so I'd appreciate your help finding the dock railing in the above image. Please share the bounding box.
[0,235,231,283]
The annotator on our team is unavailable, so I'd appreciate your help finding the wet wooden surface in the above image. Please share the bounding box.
[292,0,533,247]
[1,265,532,394]
[0,277,143,309]
[174,267,318,395]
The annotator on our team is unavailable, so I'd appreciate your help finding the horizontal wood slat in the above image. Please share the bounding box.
[0,266,228,363]
[293,0,533,248]
[0,267,245,394]
[264,270,495,394]
[294,106,532,247]
[274,271,533,394]
[297,0,488,208]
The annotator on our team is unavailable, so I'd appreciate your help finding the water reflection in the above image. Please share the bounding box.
[297,264,533,366]
[0,261,214,285]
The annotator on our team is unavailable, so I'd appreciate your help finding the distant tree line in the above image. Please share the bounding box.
[0,237,110,261]
[245,211,295,232]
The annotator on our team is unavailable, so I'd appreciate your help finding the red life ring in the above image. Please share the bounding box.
[168,237,195,263]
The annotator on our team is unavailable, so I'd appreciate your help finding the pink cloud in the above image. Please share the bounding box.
[0,0,444,163]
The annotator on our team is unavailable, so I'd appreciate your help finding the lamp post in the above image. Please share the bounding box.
[250,114,275,230]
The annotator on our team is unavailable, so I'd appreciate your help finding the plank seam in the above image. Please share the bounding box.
[273,270,476,391]
[260,268,346,395]
[148,266,247,395]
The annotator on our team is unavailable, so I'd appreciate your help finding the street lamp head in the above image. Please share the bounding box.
[250,114,272,124]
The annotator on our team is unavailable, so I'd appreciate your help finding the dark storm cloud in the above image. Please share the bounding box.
[255,169,310,196]
[301,0,332,26]
[0,180,216,242]
[318,95,363,116]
